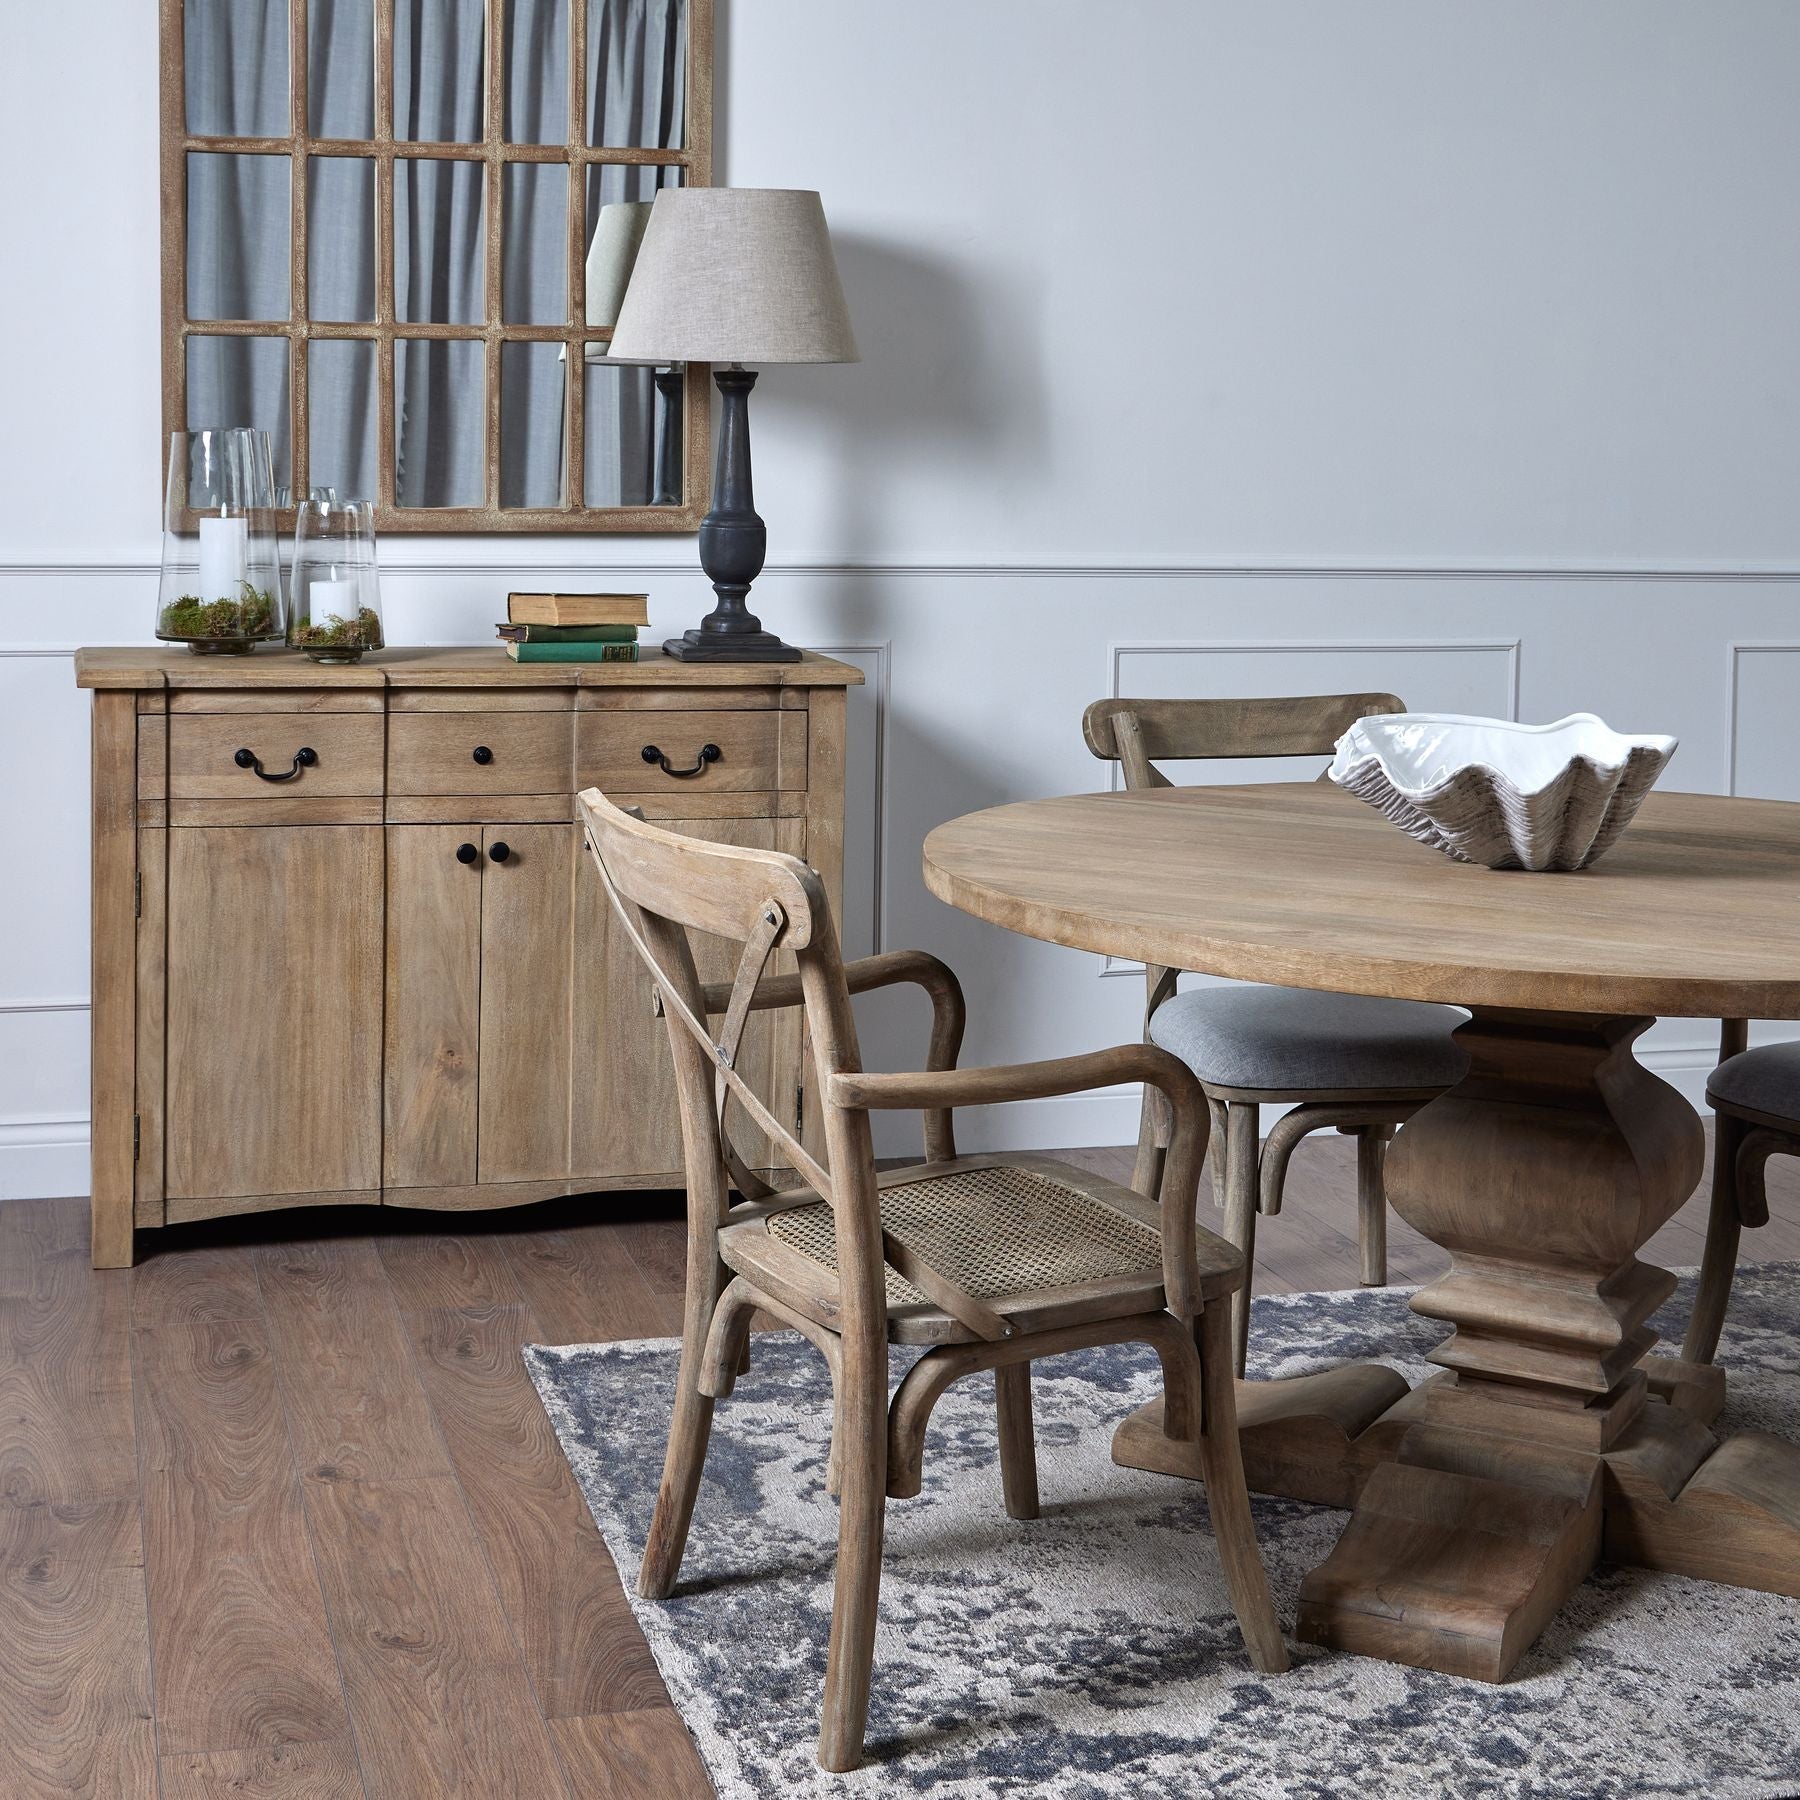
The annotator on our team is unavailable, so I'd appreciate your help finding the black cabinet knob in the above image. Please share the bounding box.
[456,842,479,864]
[472,745,494,765]
[488,841,511,863]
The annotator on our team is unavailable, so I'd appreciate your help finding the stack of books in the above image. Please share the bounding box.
[498,592,649,662]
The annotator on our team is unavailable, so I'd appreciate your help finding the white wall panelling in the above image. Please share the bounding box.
[1727,644,1800,801]
[7,0,1800,1192]
[7,571,1800,1192]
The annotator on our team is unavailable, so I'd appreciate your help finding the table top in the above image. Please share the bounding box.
[922,783,1800,1019]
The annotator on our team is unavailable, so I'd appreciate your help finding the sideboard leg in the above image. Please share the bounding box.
[90,690,138,1269]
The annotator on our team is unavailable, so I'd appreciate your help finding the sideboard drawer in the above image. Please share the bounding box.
[169,712,385,799]
[388,709,574,795]
[578,708,807,794]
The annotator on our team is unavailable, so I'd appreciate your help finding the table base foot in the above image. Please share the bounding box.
[1294,1438,1604,1681]
[1607,1405,1800,1597]
[1111,1362,1415,1509]
[1639,1353,1728,1425]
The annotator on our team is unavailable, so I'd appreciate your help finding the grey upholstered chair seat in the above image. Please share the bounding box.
[1709,1043,1800,1122]
[1149,984,1469,1093]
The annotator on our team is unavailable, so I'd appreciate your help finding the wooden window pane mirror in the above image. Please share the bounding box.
[161,0,713,532]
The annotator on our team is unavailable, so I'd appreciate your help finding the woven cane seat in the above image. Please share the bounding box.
[720,1152,1242,1346]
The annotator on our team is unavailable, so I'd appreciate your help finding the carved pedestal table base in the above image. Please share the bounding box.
[1113,1008,1800,1680]
[922,781,1800,1681]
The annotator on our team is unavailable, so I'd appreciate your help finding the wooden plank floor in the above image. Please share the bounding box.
[3,1130,1798,1797]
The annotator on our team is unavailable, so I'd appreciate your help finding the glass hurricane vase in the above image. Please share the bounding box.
[156,429,286,653]
[288,499,384,663]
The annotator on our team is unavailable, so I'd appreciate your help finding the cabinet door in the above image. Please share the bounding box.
[384,825,482,1189]
[570,816,805,1182]
[476,823,575,1183]
[165,825,383,1203]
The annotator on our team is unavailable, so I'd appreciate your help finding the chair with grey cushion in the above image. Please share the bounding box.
[1083,692,1470,1374]
[1683,1020,1798,1366]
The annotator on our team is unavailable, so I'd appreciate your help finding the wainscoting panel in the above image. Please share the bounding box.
[1729,644,1800,801]
[4,570,1799,1193]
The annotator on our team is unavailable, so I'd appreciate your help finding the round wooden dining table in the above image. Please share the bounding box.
[923,781,1800,1681]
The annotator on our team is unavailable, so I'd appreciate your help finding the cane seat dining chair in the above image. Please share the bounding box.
[576,786,1288,1773]
[1683,1019,1797,1365]
[1082,693,1471,1375]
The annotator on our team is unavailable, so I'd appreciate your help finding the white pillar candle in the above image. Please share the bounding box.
[310,577,359,626]
[196,515,248,600]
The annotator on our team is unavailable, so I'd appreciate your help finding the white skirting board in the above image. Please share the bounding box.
[0,1050,1729,1203]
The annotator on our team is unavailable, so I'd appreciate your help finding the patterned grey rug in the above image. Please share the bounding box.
[526,1266,1800,1799]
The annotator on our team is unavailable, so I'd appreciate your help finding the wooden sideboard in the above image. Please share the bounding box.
[74,646,863,1266]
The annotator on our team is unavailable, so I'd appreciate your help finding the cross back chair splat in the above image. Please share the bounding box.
[576,785,1288,1774]
[1082,692,1471,1376]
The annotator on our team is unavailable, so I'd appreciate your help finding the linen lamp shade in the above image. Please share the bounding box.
[584,201,655,354]
[607,188,860,366]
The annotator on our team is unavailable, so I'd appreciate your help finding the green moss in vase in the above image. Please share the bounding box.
[290,608,384,649]
[157,584,279,646]
[291,607,384,660]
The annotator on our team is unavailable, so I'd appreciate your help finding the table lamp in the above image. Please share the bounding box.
[608,188,859,662]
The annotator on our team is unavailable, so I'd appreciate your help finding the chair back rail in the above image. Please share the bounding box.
[1083,691,1409,1004]
[1082,691,1406,766]
[577,785,888,1343]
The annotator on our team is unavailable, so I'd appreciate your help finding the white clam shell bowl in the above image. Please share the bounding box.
[1327,712,1678,872]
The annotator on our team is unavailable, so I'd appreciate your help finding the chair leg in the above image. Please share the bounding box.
[994,1362,1040,1520]
[817,1321,888,1773]
[1206,1093,1231,1213]
[639,1276,724,1601]
[1220,1101,1261,1379]
[1683,1111,1747,1365]
[826,1363,844,1499]
[1196,1301,1289,1674]
[1132,1082,1168,1199]
[1355,1126,1391,1288]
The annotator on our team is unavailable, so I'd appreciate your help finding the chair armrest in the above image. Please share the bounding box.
[699,950,963,1038]
[826,1041,1193,1114]
[827,1043,1211,1315]
[698,950,966,1161]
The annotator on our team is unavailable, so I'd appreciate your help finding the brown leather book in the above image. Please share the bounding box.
[506,592,649,627]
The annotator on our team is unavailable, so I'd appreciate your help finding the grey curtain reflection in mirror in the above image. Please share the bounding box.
[185,0,288,135]
[310,340,377,501]
[182,0,690,512]
[394,0,486,142]
[590,0,686,148]
[189,337,292,495]
[308,0,374,137]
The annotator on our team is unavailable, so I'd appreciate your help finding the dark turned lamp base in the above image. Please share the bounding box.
[662,629,799,663]
[662,366,802,664]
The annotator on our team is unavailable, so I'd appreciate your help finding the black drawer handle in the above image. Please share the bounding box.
[472,745,494,765]
[489,841,511,863]
[234,745,318,783]
[456,842,479,865]
[641,742,721,779]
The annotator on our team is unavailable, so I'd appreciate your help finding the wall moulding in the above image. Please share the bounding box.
[8,556,1800,584]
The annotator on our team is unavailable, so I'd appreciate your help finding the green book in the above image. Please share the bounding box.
[495,622,639,644]
[505,640,641,663]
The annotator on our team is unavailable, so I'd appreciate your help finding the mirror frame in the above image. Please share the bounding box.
[159,0,712,533]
